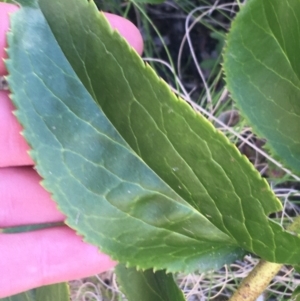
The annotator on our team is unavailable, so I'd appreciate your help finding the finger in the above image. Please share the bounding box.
[104,12,144,55]
[0,3,32,167]
[0,91,34,167]
[0,167,65,227]
[0,227,116,298]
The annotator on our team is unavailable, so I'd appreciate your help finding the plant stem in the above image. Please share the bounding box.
[229,260,282,301]
[229,217,300,301]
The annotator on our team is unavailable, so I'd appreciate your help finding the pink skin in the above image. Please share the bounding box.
[0,3,143,298]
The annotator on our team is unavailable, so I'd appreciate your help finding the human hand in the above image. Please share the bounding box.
[0,3,143,298]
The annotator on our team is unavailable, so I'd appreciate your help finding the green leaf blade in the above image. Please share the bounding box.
[116,265,186,301]
[0,283,69,301]
[223,0,300,173]
[6,0,240,273]
[37,0,300,262]
[6,0,300,271]
[35,283,69,301]
[39,0,283,237]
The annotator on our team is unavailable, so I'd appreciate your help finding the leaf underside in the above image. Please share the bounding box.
[5,0,300,273]
[223,0,300,174]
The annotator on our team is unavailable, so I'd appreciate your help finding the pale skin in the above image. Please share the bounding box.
[0,3,143,298]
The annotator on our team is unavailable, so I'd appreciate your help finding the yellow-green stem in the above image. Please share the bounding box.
[229,260,282,301]
[229,218,300,301]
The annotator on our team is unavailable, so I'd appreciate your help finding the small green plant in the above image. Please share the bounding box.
[1,0,300,300]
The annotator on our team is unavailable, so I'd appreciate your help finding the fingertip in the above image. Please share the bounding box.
[0,3,19,75]
[0,167,65,227]
[0,227,116,297]
[104,12,144,56]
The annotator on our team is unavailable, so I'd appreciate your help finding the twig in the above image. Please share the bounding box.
[229,260,282,301]
[229,218,300,301]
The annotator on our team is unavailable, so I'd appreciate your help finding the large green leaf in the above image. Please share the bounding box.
[0,283,69,301]
[223,0,300,174]
[5,0,242,273]
[116,265,186,301]
[5,0,300,271]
